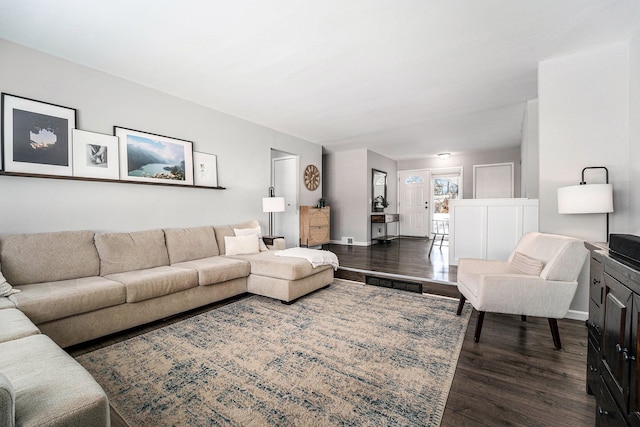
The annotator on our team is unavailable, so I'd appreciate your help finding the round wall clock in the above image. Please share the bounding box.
[304,164,320,191]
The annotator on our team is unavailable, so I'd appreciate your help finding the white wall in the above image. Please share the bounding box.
[367,150,398,240]
[323,149,368,244]
[539,40,637,315]
[630,30,640,235]
[539,42,631,243]
[520,99,539,199]
[0,39,323,235]
[397,146,521,199]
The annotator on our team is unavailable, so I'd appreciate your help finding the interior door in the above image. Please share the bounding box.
[273,155,298,248]
[398,170,430,237]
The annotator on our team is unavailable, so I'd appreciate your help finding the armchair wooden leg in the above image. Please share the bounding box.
[548,318,562,350]
[474,311,485,343]
[456,294,466,316]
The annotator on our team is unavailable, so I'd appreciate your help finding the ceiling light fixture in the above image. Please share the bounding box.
[437,153,451,160]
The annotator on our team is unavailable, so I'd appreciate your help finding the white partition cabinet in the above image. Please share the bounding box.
[449,198,539,266]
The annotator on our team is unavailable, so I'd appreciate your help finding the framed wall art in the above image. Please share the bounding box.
[1,93,77,176]
[114,126,194,186]
[72,129,119,180]
[193,151,218,187]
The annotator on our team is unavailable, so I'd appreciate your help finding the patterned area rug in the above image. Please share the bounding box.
[76,280,471,426]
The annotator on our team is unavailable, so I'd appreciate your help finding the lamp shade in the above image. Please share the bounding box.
[557,184,613,214]
[262,197,285,213]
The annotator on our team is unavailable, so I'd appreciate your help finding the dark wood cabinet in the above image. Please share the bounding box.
[588,244,640,426]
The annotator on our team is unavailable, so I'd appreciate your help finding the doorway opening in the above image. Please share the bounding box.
[271,149,299,248]
[430,168,462,249]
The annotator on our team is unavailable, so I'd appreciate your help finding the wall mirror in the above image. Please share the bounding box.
[372,169,387,212]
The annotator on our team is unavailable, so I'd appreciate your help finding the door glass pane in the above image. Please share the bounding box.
[433,176,459,217]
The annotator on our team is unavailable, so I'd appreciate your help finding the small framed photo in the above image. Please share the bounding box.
[193,151,218,187]
[72,129,119,180]
[115,126,194,185]
[1,93,76,175]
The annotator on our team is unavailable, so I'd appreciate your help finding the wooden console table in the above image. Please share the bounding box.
[371,213,399,243]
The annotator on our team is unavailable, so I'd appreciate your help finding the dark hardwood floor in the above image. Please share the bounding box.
[332,237,595,426]
[68,237,595,426]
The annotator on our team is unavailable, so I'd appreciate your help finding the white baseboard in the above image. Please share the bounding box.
[329,240,370,246]
[565,310,588,322]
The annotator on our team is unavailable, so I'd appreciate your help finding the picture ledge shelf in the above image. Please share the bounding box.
[0,171,226,190]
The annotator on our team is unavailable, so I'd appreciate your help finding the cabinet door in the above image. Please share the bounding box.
[628,294,640,426]
[602,272,633,414]
[591,255,605,307]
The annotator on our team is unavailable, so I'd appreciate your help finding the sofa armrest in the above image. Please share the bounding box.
[268,238,286,251]
[0,373,15,427]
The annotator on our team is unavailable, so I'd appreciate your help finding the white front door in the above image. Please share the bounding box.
[398,169,431,237]
[273,155,298,248]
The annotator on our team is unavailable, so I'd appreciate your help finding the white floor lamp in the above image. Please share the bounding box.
[262,187,285,237]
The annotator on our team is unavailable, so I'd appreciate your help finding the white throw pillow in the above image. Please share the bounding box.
[224,234,260,256]
[234,226,268,252]
[510,251,545,276]
[0,266,19,297]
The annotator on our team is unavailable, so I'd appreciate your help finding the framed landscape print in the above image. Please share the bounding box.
[72,129,119,180]
[114,126,194,186]
[1,93,76,176]
[193,151,218,187]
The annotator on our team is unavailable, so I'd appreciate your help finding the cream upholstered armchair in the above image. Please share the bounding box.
[455,232,588,349]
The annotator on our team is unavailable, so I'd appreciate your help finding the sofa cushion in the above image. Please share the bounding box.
[172,257,251,286]
[9,277,126,324]
[0,230,100,285]
[0,308,40,344]
[224,234,260,256]
[226,250,332,281]
[234,226,268,251]
[0,372,14,427]
[213,220,260,255]
[105,266,198,303]
[0,334,109,427]
[164,226,219,264]
[95,229,170,275]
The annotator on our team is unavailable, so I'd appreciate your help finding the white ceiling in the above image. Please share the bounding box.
[1,0,639,160]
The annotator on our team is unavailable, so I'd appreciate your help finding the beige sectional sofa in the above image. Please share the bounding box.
[0,219,334,426]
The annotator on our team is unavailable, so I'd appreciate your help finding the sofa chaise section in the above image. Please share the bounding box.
[213,220,334,303]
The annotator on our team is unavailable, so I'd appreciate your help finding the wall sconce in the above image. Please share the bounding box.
[557,166,613,241]
[437,153,451,160]
[262,187,285,237]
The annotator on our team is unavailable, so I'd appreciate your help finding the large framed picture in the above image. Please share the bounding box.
[193,151,218,187]
[72,129,120,180]
[1,93,77,175]
[115,126,194,185]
